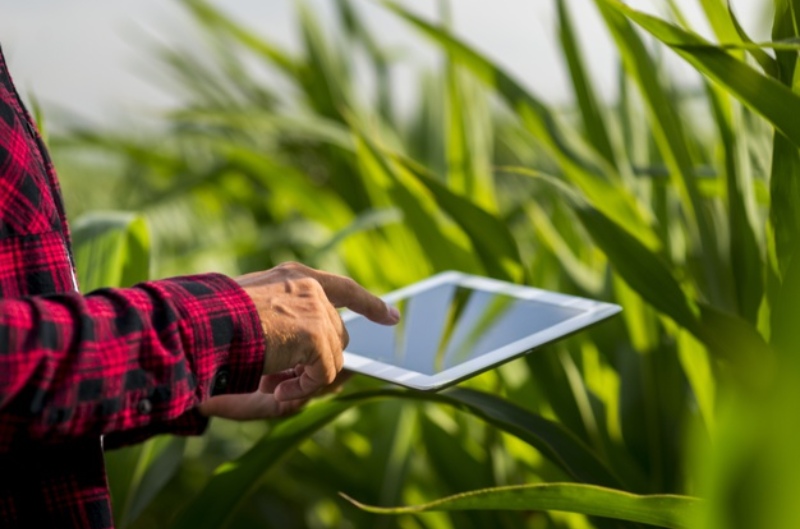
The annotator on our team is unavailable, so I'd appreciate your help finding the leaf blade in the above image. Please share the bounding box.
[601,0,800,148]
[342,482,703,529]
[172,387,628,528]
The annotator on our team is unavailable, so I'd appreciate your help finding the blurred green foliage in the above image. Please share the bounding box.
[53,0,800,527]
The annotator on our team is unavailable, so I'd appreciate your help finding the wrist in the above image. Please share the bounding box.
[196,400,213,418]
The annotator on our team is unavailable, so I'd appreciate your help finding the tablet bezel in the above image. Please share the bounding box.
[341,271,622,392]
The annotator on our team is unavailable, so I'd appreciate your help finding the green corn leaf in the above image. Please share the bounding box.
[445,63,498,212]
[677,330,716,434]
[505,166,767,374]
[576,198,767,368]
[382,0,660,252]
[305,207,402,266]
[604,0,800,272]
[442,387,624,488]
[557,0,617,168]
[172,388,626,528]
[169,109,355,150]
[598,0,800,149]
[352,132,481,276]
[574,205,698,332]
[617,62,650,173]
[378,404,417,508]
[680,40,800,52]
[171,397,358,529]
[726,2,778,76]
[699,0,740,43]
[695,303,771,383]
[342,482,703,529]
[697,0,777,78]
[180,0,298,76]
[406,72,448,174]
[527,203,604,294]
[156,47,243,109]
[501,167,699,334]
[334,0,395,120]
[706,87,764,323]
[509,165,764,372]
[613,276,660,353]
[348,119,511,278]
[105,446,144,528]
[388,154,524,282]
[524,351,594,456]
[771,241,800,356]
[111,437,186,528]
[222,147,355,229]
[770,0,800,273]
[692,249,800,529]
[71,212,151,291]
[593,0,722,306]
[297,0,352,119]
[771,0,800,82]
[418,409,504,529]
[559,349,607,458]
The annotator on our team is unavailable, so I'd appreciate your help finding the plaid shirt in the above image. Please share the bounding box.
[0,47,265,527]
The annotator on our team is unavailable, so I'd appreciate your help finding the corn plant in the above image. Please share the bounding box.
[52,0,800,527]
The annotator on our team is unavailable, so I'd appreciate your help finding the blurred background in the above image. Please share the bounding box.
[3,0,799,528]
[2,0,766,123]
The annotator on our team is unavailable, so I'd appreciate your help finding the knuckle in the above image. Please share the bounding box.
[279,261,314,275]
[297,276,324,295]
[294,276,315,287]
[269,266,294,281]
[274,262,305,279]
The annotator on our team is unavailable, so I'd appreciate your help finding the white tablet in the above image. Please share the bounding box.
[342,271,621,391]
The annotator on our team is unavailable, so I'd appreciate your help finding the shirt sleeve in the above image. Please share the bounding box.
[0,272,265,445]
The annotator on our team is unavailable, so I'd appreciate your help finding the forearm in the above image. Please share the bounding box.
[0,273,264,445]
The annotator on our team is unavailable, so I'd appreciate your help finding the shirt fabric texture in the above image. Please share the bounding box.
[0,47,266,527]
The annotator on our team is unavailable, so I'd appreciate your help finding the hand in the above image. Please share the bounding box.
[235,262,399,402]
[197,369,353,420]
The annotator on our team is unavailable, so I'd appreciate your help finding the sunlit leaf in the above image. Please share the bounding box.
[173,387,628,528]
[557,0,617,168]
[599,0,800,147]
[706,88,764,322]
[500,167,698,333]
[382,0,660,252]
[592,0,722,304]
[389,154,524,282]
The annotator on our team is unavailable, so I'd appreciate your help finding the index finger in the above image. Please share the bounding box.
[298,266,400,325]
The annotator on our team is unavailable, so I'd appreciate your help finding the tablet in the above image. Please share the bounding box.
[341,271,621,391]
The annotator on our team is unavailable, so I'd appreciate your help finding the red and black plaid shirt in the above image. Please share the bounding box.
[0,47,266,527]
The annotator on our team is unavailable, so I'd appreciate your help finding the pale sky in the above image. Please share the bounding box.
[0,0,767,125]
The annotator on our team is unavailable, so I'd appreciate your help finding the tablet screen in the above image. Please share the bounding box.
[344,282,584,376]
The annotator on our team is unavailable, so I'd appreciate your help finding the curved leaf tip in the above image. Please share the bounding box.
[341,482,703,529]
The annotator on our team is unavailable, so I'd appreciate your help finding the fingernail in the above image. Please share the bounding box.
[388,306,401,323]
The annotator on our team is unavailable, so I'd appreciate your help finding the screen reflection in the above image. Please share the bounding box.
[344,283,584,375]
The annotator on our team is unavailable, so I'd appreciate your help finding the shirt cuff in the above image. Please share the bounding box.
[103,407,210,450]
[160,273,265,402]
